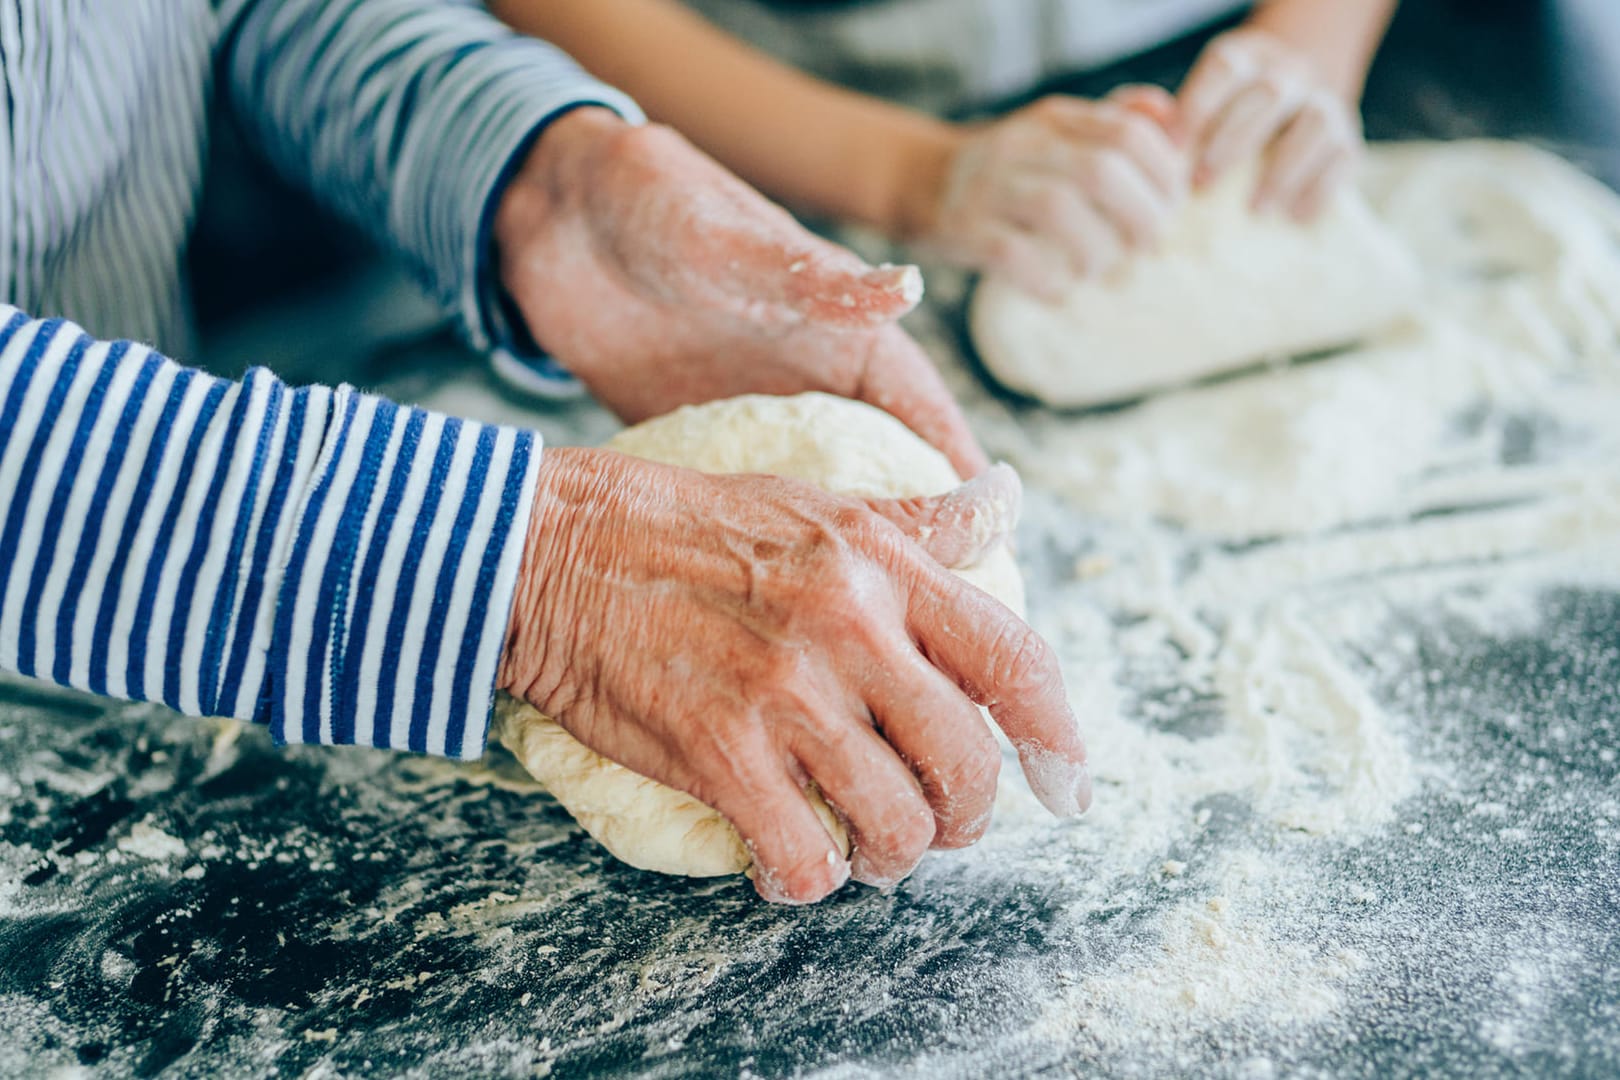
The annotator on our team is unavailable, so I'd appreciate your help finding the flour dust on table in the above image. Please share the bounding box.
[2,142,1618,1078]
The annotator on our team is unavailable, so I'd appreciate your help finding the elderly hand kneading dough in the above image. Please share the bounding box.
[496,450,1089,903]
[0,3,1081,910]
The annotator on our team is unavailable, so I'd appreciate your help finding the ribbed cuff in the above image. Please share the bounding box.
[266,387,542,760]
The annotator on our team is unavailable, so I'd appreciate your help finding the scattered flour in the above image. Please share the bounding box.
[1051,852,1369,1042]
[114,821,187,862]
[392,142,1620,1074]
[892,140,1620,1066]
[2,141,1617,1077]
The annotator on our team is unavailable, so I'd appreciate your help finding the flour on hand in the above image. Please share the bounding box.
[969,164,1422,408]
[496,393,1026,878]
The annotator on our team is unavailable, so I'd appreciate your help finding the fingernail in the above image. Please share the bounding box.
[864,263,924,305]
[954,462,1022,514]
[1074,762,1093,815]
[1019,743,1092,819]
[938,465,1021,565]
[749,850,850,904]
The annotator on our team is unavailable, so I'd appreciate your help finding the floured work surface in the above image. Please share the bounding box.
[2,141,1619,1079]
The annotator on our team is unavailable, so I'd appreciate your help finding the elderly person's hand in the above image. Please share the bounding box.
[1178,27,1363,221]
[493,107,987,478]
[498,452,1090,904]
[914,86,1185,300]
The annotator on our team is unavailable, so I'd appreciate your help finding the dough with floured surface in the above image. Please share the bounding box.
[495,393,1026,877]
[970,165,1423,408]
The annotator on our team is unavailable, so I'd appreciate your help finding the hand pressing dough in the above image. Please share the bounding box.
[494,393,1026,878]
[970,165,1423,408]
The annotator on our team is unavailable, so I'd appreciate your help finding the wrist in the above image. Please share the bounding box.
[499,448,594,699]
[880,120,964,244]
[1242,3,1387,101]
[493,106,628,295]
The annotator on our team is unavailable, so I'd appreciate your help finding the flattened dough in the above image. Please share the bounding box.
[970,165,1423,408]
[495,393,1026,877]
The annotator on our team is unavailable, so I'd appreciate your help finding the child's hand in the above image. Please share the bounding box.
[922,87,1185,300]
[1179,28,1362,222]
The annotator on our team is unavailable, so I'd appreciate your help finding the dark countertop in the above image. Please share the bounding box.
[6,2,1620,1077]
[2,585,1617,1078]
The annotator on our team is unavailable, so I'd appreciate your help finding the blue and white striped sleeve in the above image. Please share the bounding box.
[216,0,644,355]
[0,307,540,760]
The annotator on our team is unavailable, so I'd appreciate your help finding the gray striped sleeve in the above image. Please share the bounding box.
[216,0,644,352]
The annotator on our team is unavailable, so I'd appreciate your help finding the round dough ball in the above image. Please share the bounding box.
[495,392,1025,878]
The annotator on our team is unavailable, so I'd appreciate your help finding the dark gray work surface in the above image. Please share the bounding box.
[1,585,1616,1079]
[5,2,1620,1077]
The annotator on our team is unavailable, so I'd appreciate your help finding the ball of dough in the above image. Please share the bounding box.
[495,393,1025,878]
[970,165,1422,409]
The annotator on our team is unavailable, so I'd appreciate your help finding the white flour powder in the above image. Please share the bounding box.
[877,140,1620,1066]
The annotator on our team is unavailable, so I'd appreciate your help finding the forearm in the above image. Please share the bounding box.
[1244,0,1399,99]
[0,307,538,759]
[489,0,959,238]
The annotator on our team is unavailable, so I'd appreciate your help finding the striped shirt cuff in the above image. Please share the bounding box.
[266,386,541,760]
[0,308,540,760]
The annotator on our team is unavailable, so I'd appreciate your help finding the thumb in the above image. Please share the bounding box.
[866,463,1022,569]
[775,250,925,329]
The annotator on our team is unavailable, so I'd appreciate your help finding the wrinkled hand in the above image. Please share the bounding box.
[494,107,986,478]
[498,450,1090,904]
[1180,29,1362,221]
[922,88,1184,299]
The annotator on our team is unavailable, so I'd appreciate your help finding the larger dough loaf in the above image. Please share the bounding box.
[495,393,1025,878]
[970,166,1423,408]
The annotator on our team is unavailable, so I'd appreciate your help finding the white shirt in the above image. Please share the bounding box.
[687,0,1251,111]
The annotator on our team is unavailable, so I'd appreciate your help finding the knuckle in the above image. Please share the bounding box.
[951,730,1004,799]
[1078,151,1122,190]
[828,502,880,542]
[1211,38,1248,67]
[813,714,872,761]
[867,802,936,865]
[809,548,868,606]
[983,231,1020,266]
[932,736,1002,847]
[1029,94,1079,124]
[1257,71,1291,98]
[990,621,1057,696]
[608,120,680,164]
[895,805,938,856]
[1029,183,1069,223]
[692,722,775,788]
[1119,114,1165,156]
[755,646,814,697]
[1091,150,1133,185]
[1093,107,1133,136]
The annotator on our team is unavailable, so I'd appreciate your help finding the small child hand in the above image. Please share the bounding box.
[1179,29,1363,221]
[923,87,1186,299]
